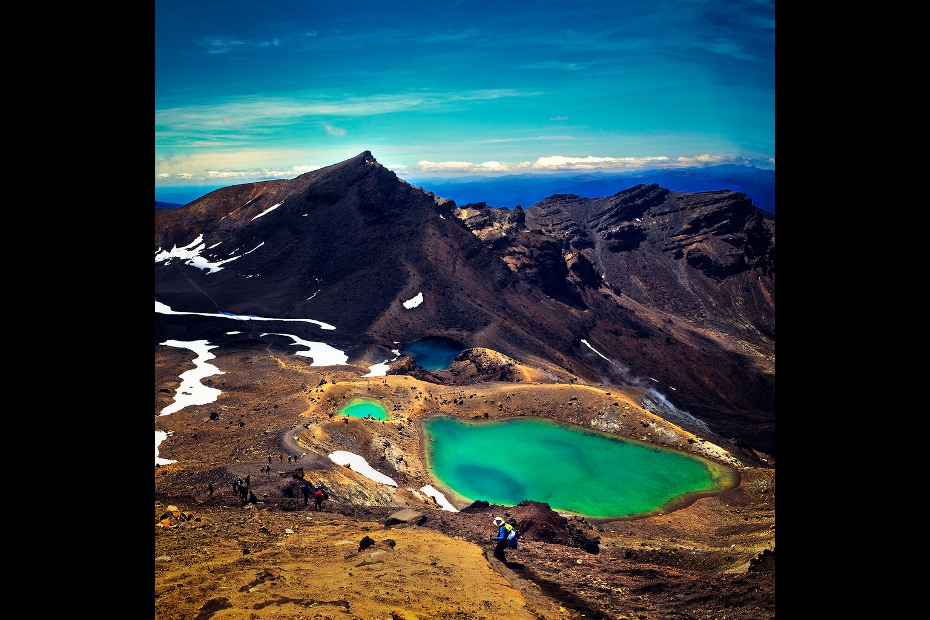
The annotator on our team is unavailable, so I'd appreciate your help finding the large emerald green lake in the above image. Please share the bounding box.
[422,415,739,519]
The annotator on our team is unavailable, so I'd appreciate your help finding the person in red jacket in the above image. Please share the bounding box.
[313,485,329,511]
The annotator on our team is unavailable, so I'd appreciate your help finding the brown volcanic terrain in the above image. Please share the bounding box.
[155,355,774,620]
[155,152,774,619]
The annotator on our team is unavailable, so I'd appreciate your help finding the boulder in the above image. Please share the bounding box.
[384,509,426,527]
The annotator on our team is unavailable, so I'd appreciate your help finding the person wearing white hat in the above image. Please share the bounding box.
[489,516,510,562]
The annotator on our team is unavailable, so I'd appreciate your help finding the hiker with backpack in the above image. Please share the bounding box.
[489,516,519,562]
[313,485,328,511]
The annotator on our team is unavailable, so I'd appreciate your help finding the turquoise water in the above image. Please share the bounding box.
[339,399,389,421]
[401,336,464,370]
[422,415,739,519]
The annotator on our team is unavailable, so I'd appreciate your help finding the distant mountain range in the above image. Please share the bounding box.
[155,151,775,456]
[408,165,775,215]
[154,164,774,214]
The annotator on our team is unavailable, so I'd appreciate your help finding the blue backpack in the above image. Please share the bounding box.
[505,523,519,548]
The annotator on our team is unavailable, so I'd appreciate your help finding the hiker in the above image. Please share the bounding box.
[313,485,328,511]
[208,482,214,496]
[268,456,272,464]
[300,483,311,506]
[245,475,250,489]
[490,516,518,562]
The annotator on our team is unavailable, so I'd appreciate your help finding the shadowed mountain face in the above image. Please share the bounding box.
[155,151,775,457]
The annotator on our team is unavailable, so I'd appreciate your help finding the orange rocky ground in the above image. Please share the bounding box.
[155,347,774,620]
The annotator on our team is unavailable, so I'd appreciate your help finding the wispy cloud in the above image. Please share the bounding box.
[182,164,323,182]
[156,90,535,137]
[523,61,592,71]
[155,3,773,188]
[393,154,769,176]
[157,152,771,184]
[410,160,533,174]
[193,31,318,55]
[156,153,193,167]
[473,135,575,144]
[535,155,670,168]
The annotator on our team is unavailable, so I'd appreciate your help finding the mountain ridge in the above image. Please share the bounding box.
[155,151,775,619]
[155,163,775,213]
[408,164,775,214]
[155,151,774,457]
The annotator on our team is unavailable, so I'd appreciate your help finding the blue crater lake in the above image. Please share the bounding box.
[422,415,739,519]
[401,336,465,371]
[338,399,389,421]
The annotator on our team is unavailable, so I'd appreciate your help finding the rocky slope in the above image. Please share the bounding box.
[155,151,774,458]
[155,151,775,619]
[155,362,774,620]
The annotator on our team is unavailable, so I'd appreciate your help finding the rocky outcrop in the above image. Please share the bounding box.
[387,348,537,386]
[449,348,527,383]
[384,508,426,527]
[748,547,775,572]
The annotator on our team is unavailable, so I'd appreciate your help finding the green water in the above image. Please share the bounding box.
[339,399,389,421]
[422,415,739,519]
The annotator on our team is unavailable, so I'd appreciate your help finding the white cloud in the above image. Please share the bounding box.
[156,162,326,184]
[410,160,535,174]
[156,90,529,132]
[156,151,773,204]
[325,125,346,137]
[535,155,670,169]
[392,153,769,176]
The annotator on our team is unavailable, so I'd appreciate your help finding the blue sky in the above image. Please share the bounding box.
[155,0,774,197]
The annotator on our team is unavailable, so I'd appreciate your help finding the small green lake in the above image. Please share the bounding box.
[338,399,389,421]
[422,415,739,519]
